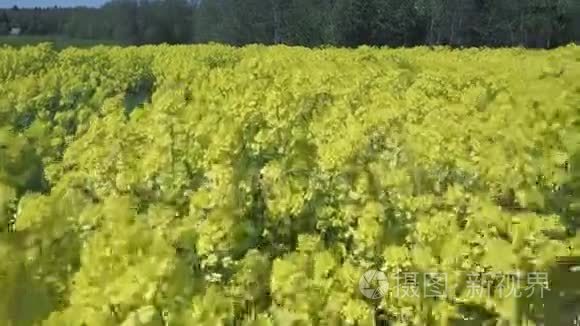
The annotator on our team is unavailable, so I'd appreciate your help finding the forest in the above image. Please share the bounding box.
[0,0,579,48]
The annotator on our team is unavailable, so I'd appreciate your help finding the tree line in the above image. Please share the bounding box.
[1,0,579,48]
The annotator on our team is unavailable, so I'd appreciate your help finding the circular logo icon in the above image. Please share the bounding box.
[359,270,388,299]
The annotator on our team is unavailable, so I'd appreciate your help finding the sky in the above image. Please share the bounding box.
[0,0,107,8]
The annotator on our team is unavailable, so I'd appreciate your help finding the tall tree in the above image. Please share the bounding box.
[0,12,10,35]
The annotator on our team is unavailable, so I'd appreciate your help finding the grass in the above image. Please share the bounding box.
[0,35,122,49]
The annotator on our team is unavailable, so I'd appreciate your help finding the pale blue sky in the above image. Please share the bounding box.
[0,0,108,8]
